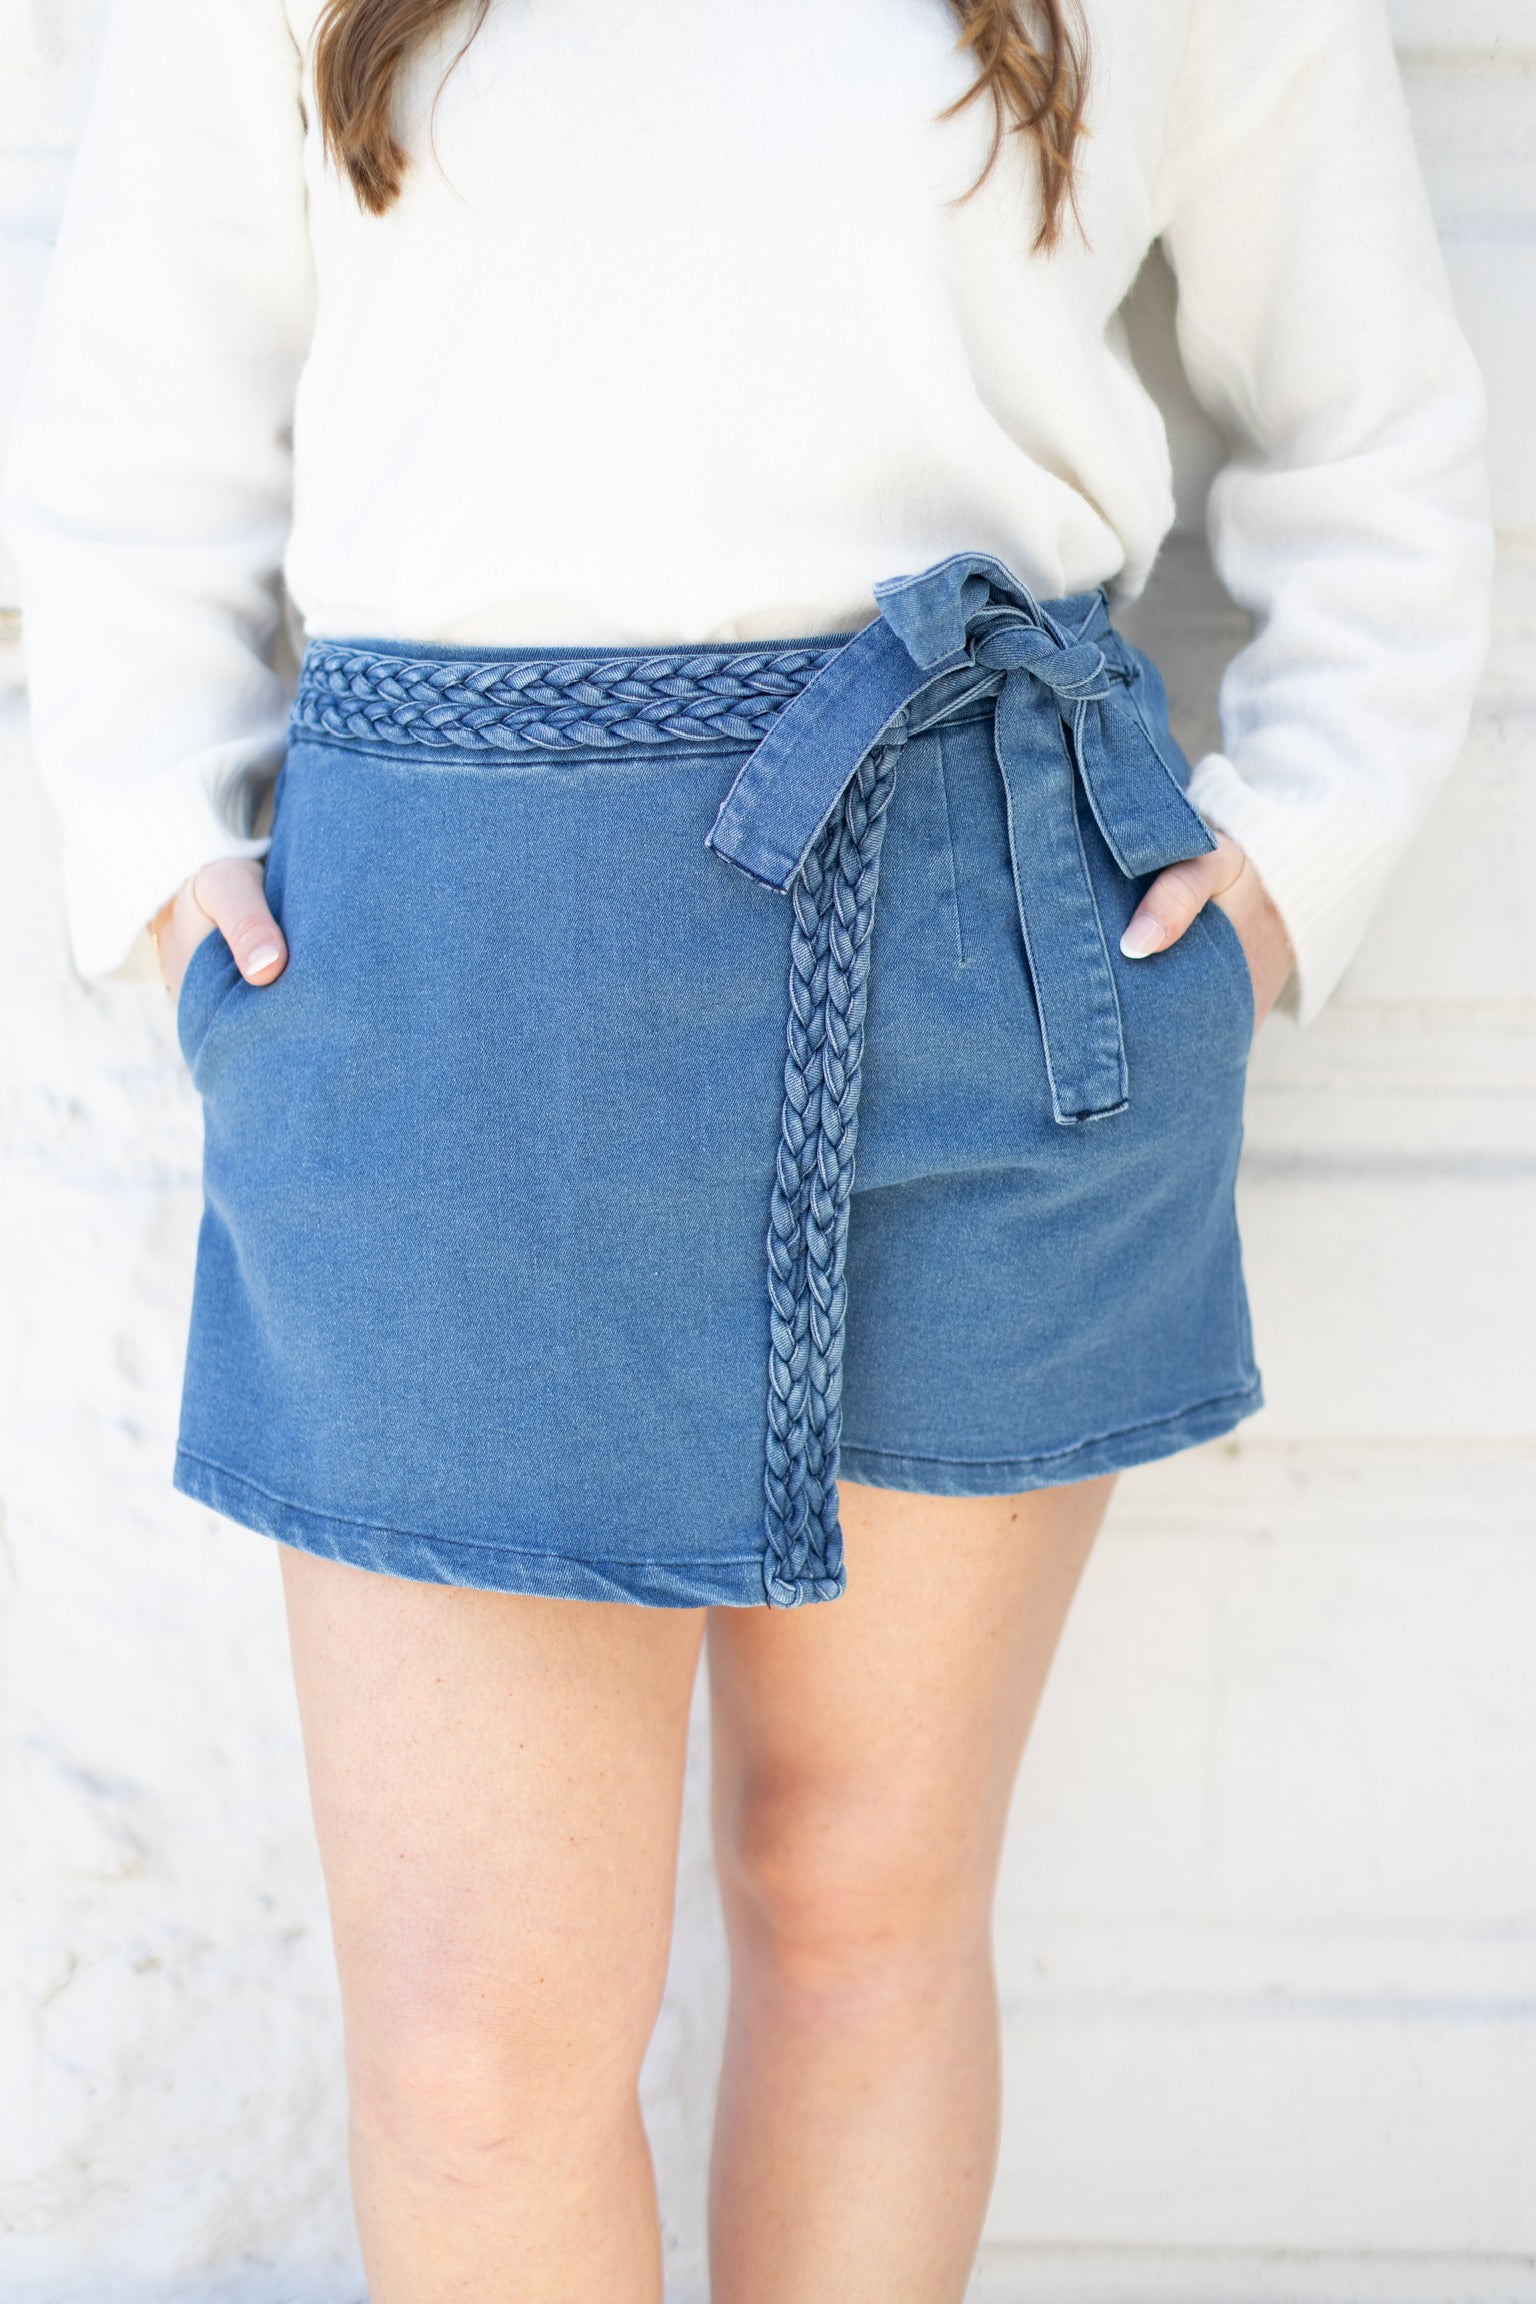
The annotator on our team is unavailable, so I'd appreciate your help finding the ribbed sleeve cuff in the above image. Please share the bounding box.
[1185,751,1404,1025]
[58,765,274,978]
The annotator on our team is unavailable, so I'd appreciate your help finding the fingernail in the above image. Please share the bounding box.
[245,943,283,978]
[1120,916,1166,960]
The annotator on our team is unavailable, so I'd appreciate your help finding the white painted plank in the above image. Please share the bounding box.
[1237,1173,1536,1436]
[1442,239,1536,528]
[987,2003,1536,2254]
[971,2244,1536,2304]
[1003,1449,1536,1921]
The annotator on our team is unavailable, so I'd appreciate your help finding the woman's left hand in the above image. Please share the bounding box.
[1119,831,1294,1028]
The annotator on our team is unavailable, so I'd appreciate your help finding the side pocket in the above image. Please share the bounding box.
[1195,897,1256,1049]
[176,926,242,1075]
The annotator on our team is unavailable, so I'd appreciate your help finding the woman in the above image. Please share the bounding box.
[5,0,1490,2295]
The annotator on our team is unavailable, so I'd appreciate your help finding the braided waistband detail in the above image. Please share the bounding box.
[293,641,844,757]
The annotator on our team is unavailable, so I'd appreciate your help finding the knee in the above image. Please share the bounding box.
[716,1773,993,2004]
[344,1955,659,2189]
[350,2026,543,2194]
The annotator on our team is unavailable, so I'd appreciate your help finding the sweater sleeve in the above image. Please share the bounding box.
[1154,0,1493,1020]
[2,0,315,977]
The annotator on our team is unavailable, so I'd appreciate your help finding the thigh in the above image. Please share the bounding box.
[707,1476,1112,1907]
[281,1549,705,2055]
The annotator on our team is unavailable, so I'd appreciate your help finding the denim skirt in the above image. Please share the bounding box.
[173,553,1261,1608]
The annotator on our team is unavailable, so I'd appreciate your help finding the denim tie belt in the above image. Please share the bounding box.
[705,552,1217,1607]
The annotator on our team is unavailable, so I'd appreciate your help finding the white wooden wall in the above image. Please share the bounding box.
[1,5,1532,2298]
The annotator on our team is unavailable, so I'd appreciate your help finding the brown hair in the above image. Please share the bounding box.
[314,0,1089,247]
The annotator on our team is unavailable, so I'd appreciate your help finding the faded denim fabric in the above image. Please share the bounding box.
[174,564,1261,1609]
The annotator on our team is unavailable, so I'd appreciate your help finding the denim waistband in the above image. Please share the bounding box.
[290,559,1216,1611]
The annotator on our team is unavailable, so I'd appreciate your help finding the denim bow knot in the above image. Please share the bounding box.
[705,551,1217,1606]
[972,621,1113,698]
[708,553,1217,1113]
[876,560,1113,698]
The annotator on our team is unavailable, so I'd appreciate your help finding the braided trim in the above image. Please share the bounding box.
[762,741,900,1607]
[293,641,842,756]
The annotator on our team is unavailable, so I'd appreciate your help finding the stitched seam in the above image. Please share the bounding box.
[289,731,757,775]
[176,1450,762,1569]
[934,729,970,968]
[840,1380,1262,1472]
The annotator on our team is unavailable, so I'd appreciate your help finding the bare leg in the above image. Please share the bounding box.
[707,1475,1113,2304]
[280,1549,704,2304]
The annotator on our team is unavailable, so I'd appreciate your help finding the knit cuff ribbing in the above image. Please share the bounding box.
[60,787,272,979]
[1185,751,1403,1025]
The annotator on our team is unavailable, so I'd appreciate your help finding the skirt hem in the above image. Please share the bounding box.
[173,1449,770,1610]
[838,1377,1264,1498]
[177,1375,1262,1606]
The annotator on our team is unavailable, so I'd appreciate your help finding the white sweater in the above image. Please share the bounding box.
[4,0,1493,1009]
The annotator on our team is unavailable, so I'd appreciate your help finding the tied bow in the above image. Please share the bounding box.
[706,551,1215,1125]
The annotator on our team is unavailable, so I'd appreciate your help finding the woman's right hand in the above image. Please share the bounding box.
[151,858,287,1003]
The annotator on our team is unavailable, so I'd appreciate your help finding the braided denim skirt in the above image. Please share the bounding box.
[173,554,1261,1608]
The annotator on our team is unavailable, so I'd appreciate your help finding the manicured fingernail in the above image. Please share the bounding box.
[1120,916,1166,959]
[246,943,283,977]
